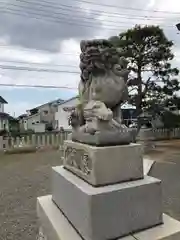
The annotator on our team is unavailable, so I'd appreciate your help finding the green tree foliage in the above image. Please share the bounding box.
[110,25,180,120]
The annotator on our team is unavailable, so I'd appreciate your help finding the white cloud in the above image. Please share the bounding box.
[154,0,180,12]
[147,0,156,8]
[0,45,51,63]
[1,0,180,116]
[0,41,80,90]
[60,38,80,55]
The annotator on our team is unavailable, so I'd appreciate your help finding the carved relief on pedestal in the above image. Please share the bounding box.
[64,147,92,175]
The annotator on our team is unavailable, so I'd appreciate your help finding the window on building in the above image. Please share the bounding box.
[44,110,48,115]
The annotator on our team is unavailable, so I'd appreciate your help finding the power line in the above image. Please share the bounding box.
[0,64,80,73]
[0,83,77,89]
[0,44,81,56]
[2,1,121,28]
[0,2,175,30]
[67,0,180,15]
[0,8,125,31]
[14,0,180,17]
[14,0,170,22]
[0,43,179,60]
[0,1,135,31]
[0,59,78,68]
[19,0,172,19]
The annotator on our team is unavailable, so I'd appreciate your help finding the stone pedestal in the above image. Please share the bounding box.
[37,195,135,240]
[52,166,162,240]
[37,140,180,240]
[72,130,132,146]
[37,195,180,240]
[63,140,143,186]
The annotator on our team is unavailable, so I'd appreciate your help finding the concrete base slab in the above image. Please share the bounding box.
[52,166,162,240]
[143,158,155,175]
[37,195,134,240]
[37,195,180,240]
[64,140,143,186]
[134,214,180,240]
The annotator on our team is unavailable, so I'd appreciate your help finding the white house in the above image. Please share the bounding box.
[22,98,64,132]
[0,96,9,131]
[55,97,79,130]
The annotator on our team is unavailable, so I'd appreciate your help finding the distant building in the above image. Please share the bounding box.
[18,114,28,131]
[0,96,9,131]
[22,99,64,132]
[55,97,79,130]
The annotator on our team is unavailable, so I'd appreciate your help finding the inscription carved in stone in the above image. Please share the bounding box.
[64,147,92,175]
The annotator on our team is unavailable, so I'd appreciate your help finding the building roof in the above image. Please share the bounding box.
[27,98,64,112]
[58,96,78,112]
[17,114,28,119]
[0,112,9,119]
[58,96,78,106]
[0,113,17,120]
[23,112,40,120]
[0,96,8,104]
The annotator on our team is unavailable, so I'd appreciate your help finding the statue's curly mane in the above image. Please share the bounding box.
[68,38,130,139]
[79,39,122,83]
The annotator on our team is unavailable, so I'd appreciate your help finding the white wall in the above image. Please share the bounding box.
[0,136,8,150]
[55,98,79,130]
[0,103,4,113]
[23,114,41,131]
[33,123,46,133]
[26,103,57,129]
[0,119,9,131]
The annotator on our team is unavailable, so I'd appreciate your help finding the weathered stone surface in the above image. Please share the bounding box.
[52,166,163,240]
[63,140,143,186]
[37,195,135,240]
[68,39,132,145]
[72,129,132,146]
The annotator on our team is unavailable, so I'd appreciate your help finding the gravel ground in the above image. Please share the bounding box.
[1,141,180,240]
[0,151,61,240]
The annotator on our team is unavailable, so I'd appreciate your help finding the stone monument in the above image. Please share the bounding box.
[69,39,131,146]
[37,39,180,240]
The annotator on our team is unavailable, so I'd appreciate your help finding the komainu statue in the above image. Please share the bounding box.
[68,39,132,146]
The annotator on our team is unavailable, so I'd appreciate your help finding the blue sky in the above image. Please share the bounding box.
[0,38,80,116]
[1,87,77,116]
